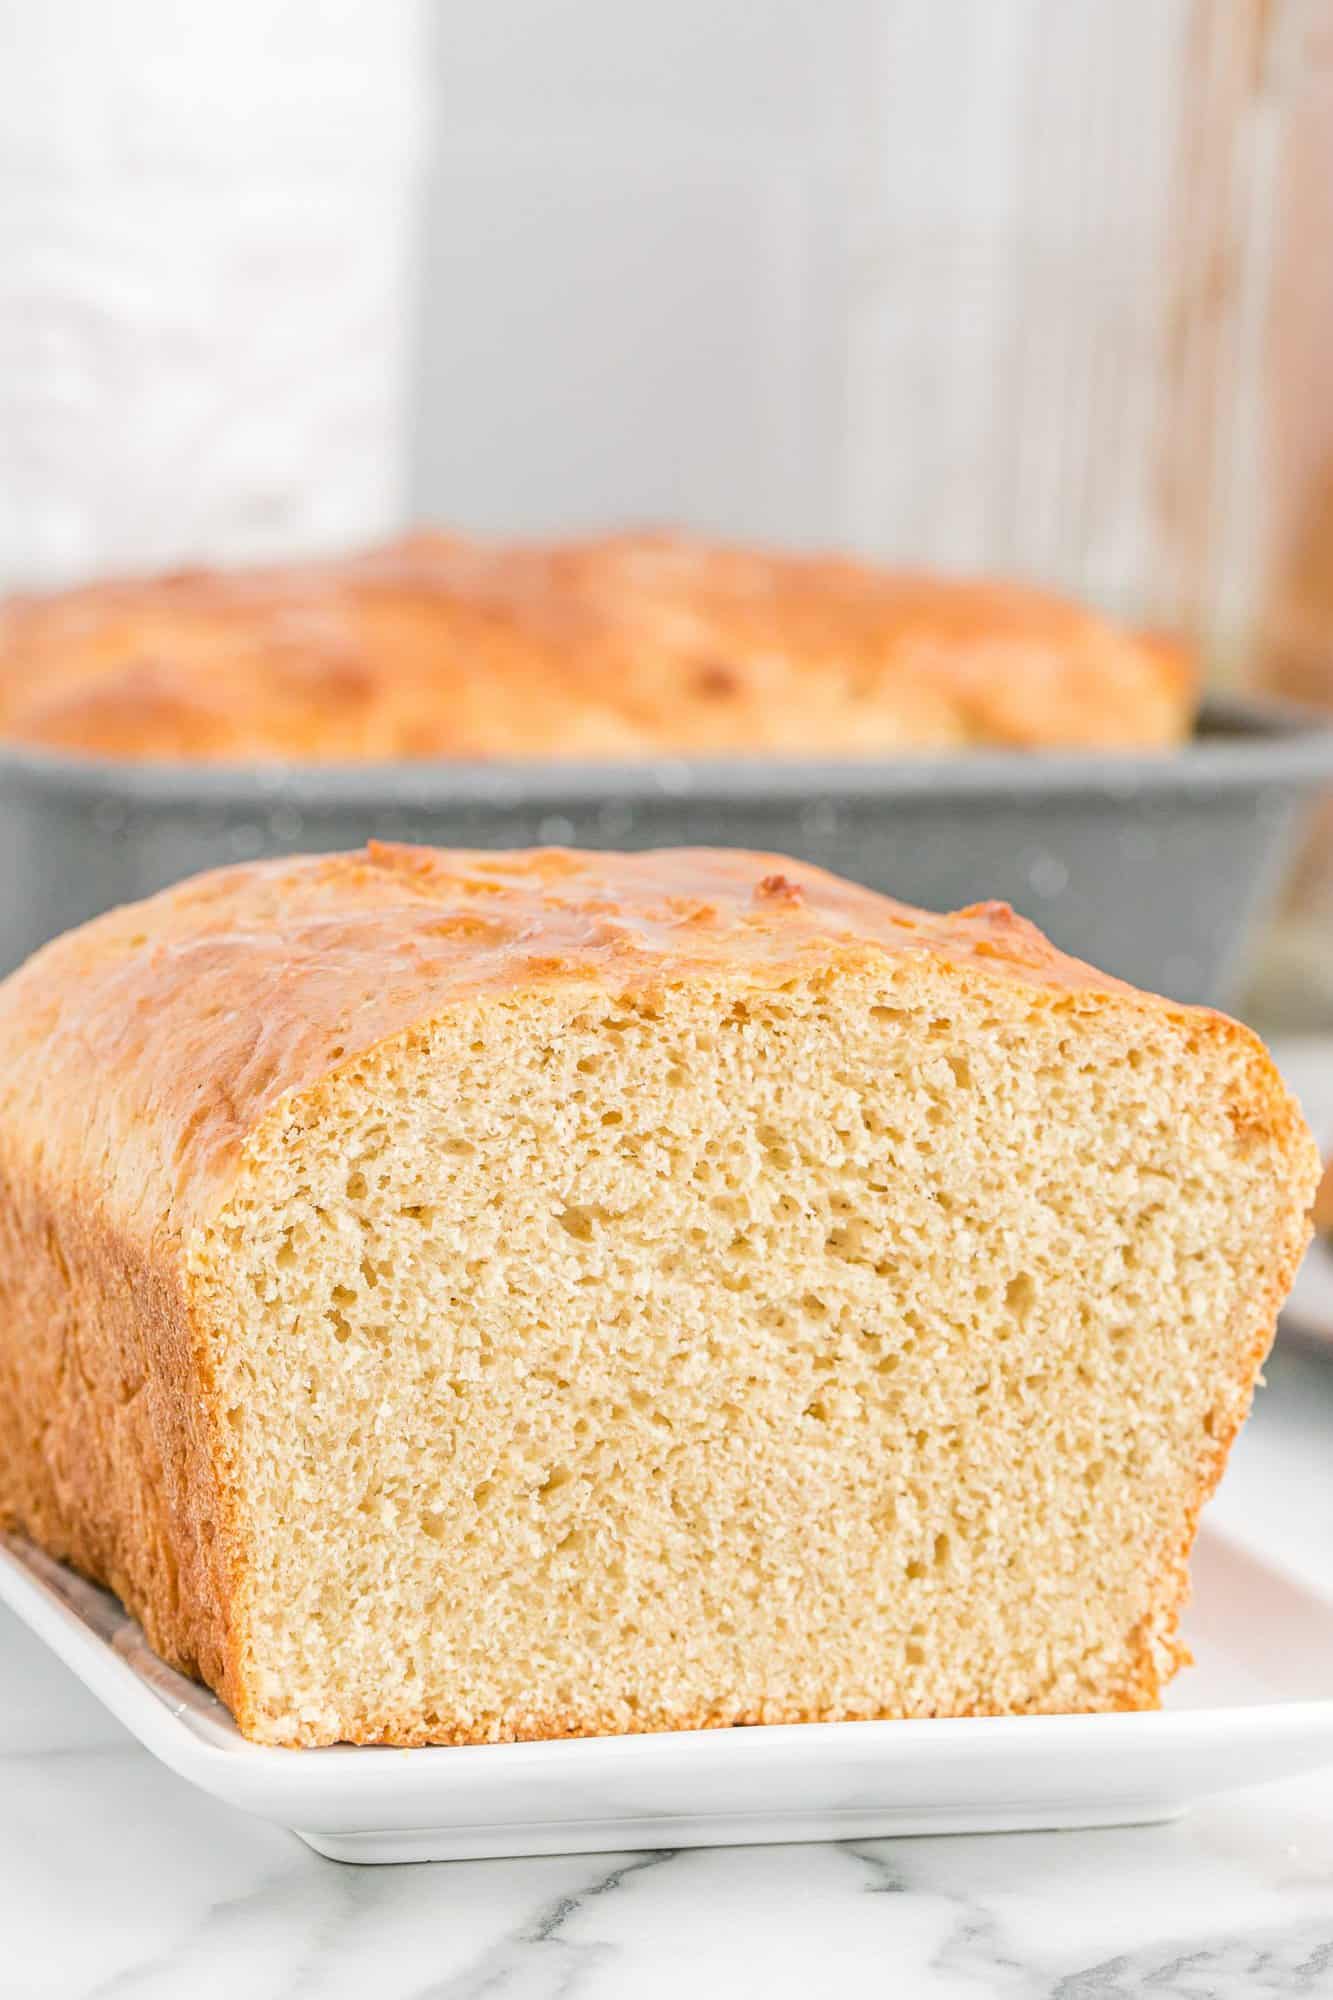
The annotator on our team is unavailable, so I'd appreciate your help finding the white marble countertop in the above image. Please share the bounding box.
[1,1332,1330,2000]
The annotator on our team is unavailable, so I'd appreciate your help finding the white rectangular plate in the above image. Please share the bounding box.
[3,1526,1332,1865]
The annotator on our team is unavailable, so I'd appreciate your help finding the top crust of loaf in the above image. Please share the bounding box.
[0,844,1301,1257]
[0,530,1196,761]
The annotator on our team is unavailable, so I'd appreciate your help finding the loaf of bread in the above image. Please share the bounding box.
[0,845,1312,1747]
[0,531,1195,761]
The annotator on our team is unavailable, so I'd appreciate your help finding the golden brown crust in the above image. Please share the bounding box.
[0,530,1197,762]
[0,844,1311,1747]
[0,1186,242,1716]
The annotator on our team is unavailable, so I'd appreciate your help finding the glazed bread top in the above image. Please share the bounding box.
[0,843,1297,1260]
[0,531,1196,763]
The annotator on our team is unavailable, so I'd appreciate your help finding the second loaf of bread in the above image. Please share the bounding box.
[0,530,1195,761]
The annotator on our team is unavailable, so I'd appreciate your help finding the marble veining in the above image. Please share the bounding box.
[6,1753,1332,2000]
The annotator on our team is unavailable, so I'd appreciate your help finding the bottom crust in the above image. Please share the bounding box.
[236,1647,1178,1749]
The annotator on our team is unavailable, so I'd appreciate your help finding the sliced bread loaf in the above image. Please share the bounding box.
[0,845,1314,1745]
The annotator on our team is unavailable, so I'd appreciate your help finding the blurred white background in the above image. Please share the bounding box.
[0,0,1320,668]
[0,0,428,579]
[416,0,1258,636]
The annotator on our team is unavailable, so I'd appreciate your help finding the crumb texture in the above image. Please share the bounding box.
[0,847,1314,1746]
[0,529,1195,760]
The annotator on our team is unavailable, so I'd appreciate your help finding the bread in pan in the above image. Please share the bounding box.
[0,531,1196,762]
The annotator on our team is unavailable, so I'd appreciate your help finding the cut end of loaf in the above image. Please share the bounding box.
[188,937,1313,1747]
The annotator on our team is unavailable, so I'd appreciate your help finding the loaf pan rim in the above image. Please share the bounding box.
[1,695,1330,812]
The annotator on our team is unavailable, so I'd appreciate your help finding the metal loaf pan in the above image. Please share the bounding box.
[1,696,1330,1005]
